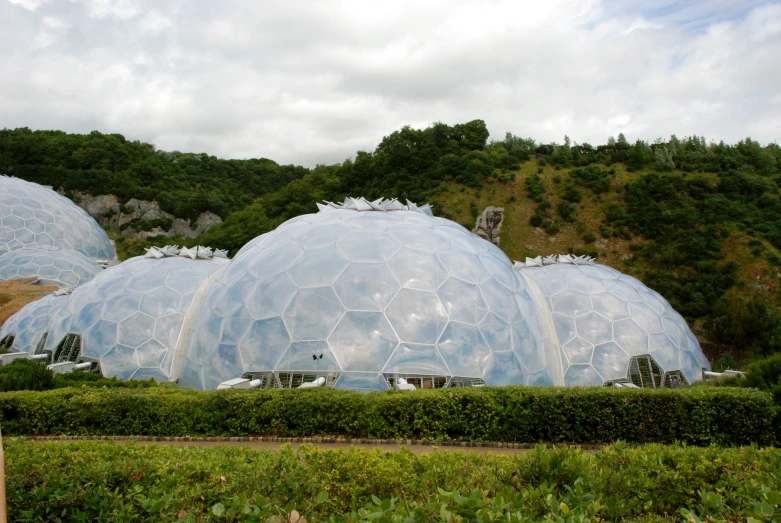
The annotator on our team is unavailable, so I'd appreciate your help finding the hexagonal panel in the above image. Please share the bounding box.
[287,245,349,287]
[482,351,527,386]
[606,279,643,302]
[384,343,450,375]
[512,319,546,373]
[137,338,168,367]
[613,319,649,356]
[565,272,607,294]
[294,223,352,249]
[277,340,341,372]
[564,364,604,386]
[81,319,118,359]
[679,350,703,384]
[591,291,630,321]
[479,313,512,351]
[640,289,669,315]
[333,372,389,391]
[338,231,401,262]
[154,313,185,348]
[283,286,345,340]
[385,288,448,344]
[648,332,680,371]
[479,278,520,323]
[592,342,629,381]
[551,289,592,318]
[479,253,518,291]
[436,321,490,377]
[328,311,398,371]
[562,336,594,365]
[389,224,449,252]
[127,271,167,293]
[203,343,245,389]
[387,247,448,291]
[240,316,291,370]
[215,271,258,316]
[552,313,576,344]
[576,312,613,346]
[437,249,490,284]
[437,277,488,325]
[220,309,254,345]
[628,302,663,333]
[101,344,139,381]
[102,291,143,322]
[334,263,400,311]
[662,316,685,347]
[246,242,303,279]
[140,287,182,317]
[530,269,568,296]
[117,312,156,348]
[245,272,297,320]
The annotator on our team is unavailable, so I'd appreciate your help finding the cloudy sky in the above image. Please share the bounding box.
[1,0,780,166]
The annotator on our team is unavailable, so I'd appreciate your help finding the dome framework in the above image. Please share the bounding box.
[0,176,115,262]
[177,198,559,391]
[40,252,228,381]
[0,247,102,288]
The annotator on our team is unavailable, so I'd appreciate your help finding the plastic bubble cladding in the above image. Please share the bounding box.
[516,262,711,386]
[0,177,115,261]
[41,255,229,382]
[177,204,560,391]
[0,294,71,353]
[0,247,102,288]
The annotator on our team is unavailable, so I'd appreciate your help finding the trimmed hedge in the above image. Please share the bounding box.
[0,386,775,445]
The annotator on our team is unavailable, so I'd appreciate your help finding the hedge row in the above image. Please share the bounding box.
[7,440,781,522]
[0,386,775,445]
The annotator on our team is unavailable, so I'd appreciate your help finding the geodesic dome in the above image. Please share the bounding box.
[0,293,70,354]
[516,259,711,386]
[42,254,228,381]
[177,199,559,391]
[0,247,102,288]
[0,176,114,261]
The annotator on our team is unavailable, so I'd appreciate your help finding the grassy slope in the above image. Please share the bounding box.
[431,160,781,331]
[0,278,59,326]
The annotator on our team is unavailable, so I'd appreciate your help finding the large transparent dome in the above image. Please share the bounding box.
[177,201,558,390]
[516,260,711,386]
[0,247,102,288]
[0,176,115,261]
[42,255,228,381]
[0,293,70,354]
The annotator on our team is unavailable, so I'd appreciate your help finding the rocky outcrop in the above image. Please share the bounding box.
[69,191,221,239]
[473,206,504,245]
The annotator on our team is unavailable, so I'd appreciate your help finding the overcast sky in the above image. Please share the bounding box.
[1,0,780,166]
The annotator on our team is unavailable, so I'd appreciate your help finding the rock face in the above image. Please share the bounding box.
[69,191,222,240]
[473,206,504,245]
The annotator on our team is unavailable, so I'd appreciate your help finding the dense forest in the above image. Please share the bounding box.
[2,122,781,362]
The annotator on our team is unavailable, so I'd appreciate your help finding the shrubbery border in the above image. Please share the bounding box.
[0,385,775,446]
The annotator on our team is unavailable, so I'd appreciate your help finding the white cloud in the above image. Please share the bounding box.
[0,0,779,166]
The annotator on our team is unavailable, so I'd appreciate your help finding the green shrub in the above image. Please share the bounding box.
[525,174,546,202]
[0,386,773,445]
[0,359,54,392]
[0,360,159,393]
[5,440,781,522]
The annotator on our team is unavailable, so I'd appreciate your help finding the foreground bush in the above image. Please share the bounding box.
[0,386,774,445]
[5,440,781,522]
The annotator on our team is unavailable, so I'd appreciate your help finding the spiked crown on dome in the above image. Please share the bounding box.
[316,197,433,215]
